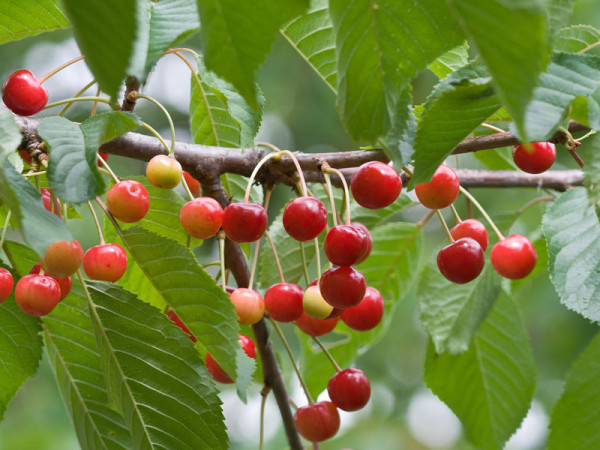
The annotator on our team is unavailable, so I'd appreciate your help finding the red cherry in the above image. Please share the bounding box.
[319,266,366,309]
[437,237,485,284]
[183,171,201,197]
[41,188,62,216]
[490,235,537,280]
[180,197,223,239]
[106,180,150,223]
[341,286,384,331]
[450,219,489,251]
[19,149,32,165]
[325,307,344,319]
[296,312,338,337]
[328,368,371,411]
[513,142,556,174]
[205,334,256,384]
[222,202,268,242]
[324,224,368,266]
[415,164,460,209]
[2,69,48,116]
[282,197,328,242]
[294,401,340,442]
[29,263,71,301]
[0,268,14,302]
[83,243,128,282]
[42,239,84,278]
[166,310,197,342]
[230,288,265,325]
[14,274,61,316]
[351,222,372,264]
[264,282,304,322]
[146,154,183,189]
[97,152,109,167]
[351,161,402,209]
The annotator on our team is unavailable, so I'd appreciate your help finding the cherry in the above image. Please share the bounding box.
[42,239,84,278]
[294,401,340,442]
[341,286,384,331]
[97,152,109,168]
[305,279,343,319]
[166,310,197,342]
[15,274,61,316]
[490,235,537,279]
[41,188,62,216]
[264,282,304,322]
[282,197,328,242]
[222,202,268,242]
[296,311,338,336]
[83,243,128,282]
[513,142,556,174]
[30,263,71,301]
[183,171,201,197]
[0,268,14,303]
[303,285,333,319]
[351,161,402,209]
[328,368,371,411]
[146,154,183,189]
[2,69,48,116]
[205,334,256,384]
[352,222,372,263]
[415,164,460,209]
[19,149,32,165]
[319,266,366,309]
[106,180,150,223]
[180,197,223,239]
[230,288,265,325]
[450,218,489,251]
[437,237,484,284]
[324,224,368,266]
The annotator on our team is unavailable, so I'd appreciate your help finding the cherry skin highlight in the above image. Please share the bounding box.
[319,266,366,309]
[450,218,489,251]
[222,202,268,242]
[205,334,256,384]
[351,161,402,209]
[328,368,371,411]
[15,274,61,316]
[146,154,183,189]
[283,197,328,241]
[166,310,197,342]
[41,188,62,216]
[106,180,150,223]
[2,69,48,116]
[180,197,223,239]
[42,239,84,278]
[324,224,369,266]
[230,288,265,325]
[0,268,14,302]
[264,282,304,322]
[183,171,201,197]
[30,263,71,301]
[415,164,460,209]
[83,243,128,282]
[341,286,384,331]
[351,222,372,263]
[437,237,485,284]
[490,234,537,279]
[513,142,556,174]
[296,311,338,337]
[294,401,340,442]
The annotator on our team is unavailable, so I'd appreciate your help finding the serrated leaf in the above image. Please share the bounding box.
[419,264,502,354]
[542,187,600,322]
[197,0,309,110]
[447,0,549,141]
[428,43,470,79]
[0,109,23,165]
[85,281,227,449]
[0,0,69,44]
[351,193,414,229]
[81,111,142,152]
[580,133,600,204]
[547,331,600,449]
[547,0,577,36]
[473,147,516,171]
[329,0,463,143]
[555,25,600,53]
[379,88,418,168]
[425,291,536,449]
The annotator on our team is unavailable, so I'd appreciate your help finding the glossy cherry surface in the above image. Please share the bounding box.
[351,222,372,263]
[282,197,328,242]
[328,368,371,411]
[264,282,304,322]
[415,164,460,209]
[351,161,402,209]
[450,219,489,251]
[166,310,197,342]
[30,263,71,301]
[0,268,14,303]
[180,197,223,239]
[294,401,340,442]
[296,312,338,337]
[42,239,84,278]
[437,237,484,284]
[83,243,128,282]
[2,69,48,116]
[222,202,268,242]
[341,286,384,331]
[15,274,61,316]
[513,142,556,174]
[106,180,150,223]
[146,154,182,189]
[230,288,265,325]
[41,188,62,216]
[302,285,333,319]
[324,224,368,267]
[183,171,201,197]
[319,266,366,309]
[205,334,256,384]
[490,234,537,279]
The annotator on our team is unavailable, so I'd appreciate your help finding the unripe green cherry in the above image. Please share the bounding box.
[303,285,333,319]
[146,154,182,189]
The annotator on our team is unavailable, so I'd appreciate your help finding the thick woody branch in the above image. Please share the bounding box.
[121,76,141,112]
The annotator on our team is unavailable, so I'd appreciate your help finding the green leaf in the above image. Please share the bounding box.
[473,147,517,171]
[351,193,414,229]
[447,0,549,141]
[580,133,600,204]
[547,331,600,449]
[379,88,418,168]
[0,0,69,44]
[428,43,470,79]
[86,281,227,449]
[419,264,502,354]
[222,173,263,205]
[425,291,536,449]
[81,111,142,154]
[0,109,23,165]
[554,25,600,53]
[546,0,577,36]
[542,187,600,322]
[329,0,463,142]
[197,0,309,110]
[3,240,38,276]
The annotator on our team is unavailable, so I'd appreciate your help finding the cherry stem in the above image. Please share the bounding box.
[90,86,101,117]
[248,188,272,290]
[87,201,105,245]
[134,93,176,154]
[165,47,200,58]
[59,79,96,116]
[322,173,338,227]
[314,237,322,280]
[450,204,462,225]
[273,148,308,197]
[259,385,269,450]
[481,123,506,134]
[312,337,342,372]
[44,96,111,110]
[180,175,195,201]
[324,165,351,225]
[0,211,12,256]
[97,154,120,184]
[269,318,314,404]
[243,152,280,203]
[265,231,285,284]
[23,171,46,178]
[217,231,227,294]
[38,55,85,84]
[515,196,555,218]
[201,261,221,268]
[416,209,436,228]
[436,210,455,243]
[577,130,596,141]
[299,242,310,286]
[459,186,505,241]
[141,122,171,154]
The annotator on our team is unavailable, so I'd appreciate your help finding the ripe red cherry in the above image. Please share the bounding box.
[264,282,304,322]
[14,274,61,316]
[146,154,183,189]
[0,268,14,302]
[296,311,338,337]
[437,237,485,284]
[180,197,223,239]
[83,243,128,282]
[328,368,371,411]
[41,188,62,216]
[513,142,556,174]
[282,197,328,241]
[450,219,489,251]
[415,164,460,209]
[30,263,71,301]
[205,334,256,384]
[222,202,268,242]
[324,224,369,266]
[166,310,197,342]
[19,149,32,165]
[341,286,384,331]
[106,180,150,223]
[352,222,372,263]
[230,288,265,325]
[351,161,402,209]
[97,152,109,167]
[490,234,537,279]
[183,171,201,197]
[42,239,84,278]
[294,401,340,442]
[2,69,48,116]
[319,266,366,309]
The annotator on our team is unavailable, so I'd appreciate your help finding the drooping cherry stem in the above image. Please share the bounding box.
[450,204,462,225]
[266,146,309,197]
[314,237,322,280]
[248,187,273,290]
[87,201,105,245]
[243,152,282,202]
[217,231,227,294]
[44,96,111,110]
[264,231,285,284]
[459,186,505,241]
[323,163,351,225]
[416,209,436,228]
[299,241,310,286]
[322,172,338,227]
[38,55,86,84]
[312,337,342,372]
[0,211,12,256]
[97,153,120,184]
[259,385,270,450]
[141,122,171,153]
[436,210,455,244]
[59,79,96,116]
[132,93,177,154]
